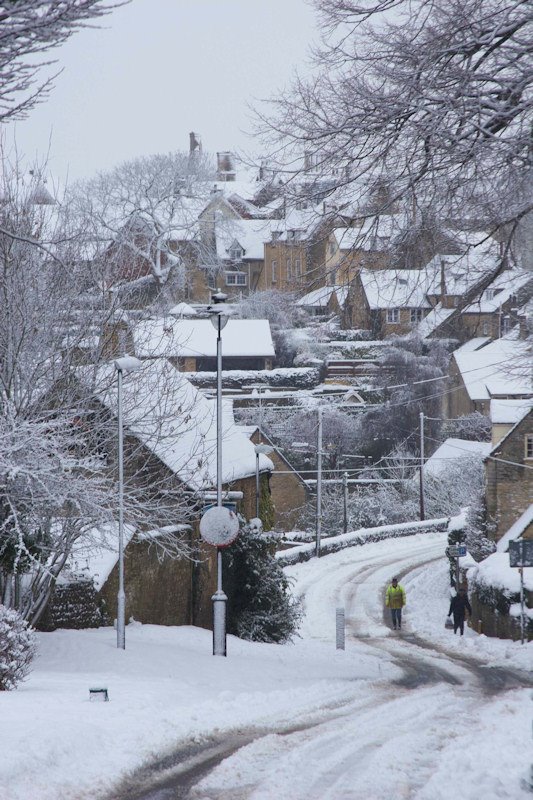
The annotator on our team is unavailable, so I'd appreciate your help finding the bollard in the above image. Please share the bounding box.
[477,619,483,634]
[336,607,345,650]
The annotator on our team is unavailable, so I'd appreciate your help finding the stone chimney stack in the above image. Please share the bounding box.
[216,152,236,182]
[189,132,202,156]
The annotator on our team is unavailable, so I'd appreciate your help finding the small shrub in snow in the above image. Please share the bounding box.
[225,521,302,643]
[0,605,36,690]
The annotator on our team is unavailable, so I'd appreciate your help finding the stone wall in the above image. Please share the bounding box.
[486,410,533,541]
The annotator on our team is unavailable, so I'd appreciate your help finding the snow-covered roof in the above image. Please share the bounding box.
[133,317,275,359]
[214,218,275,261]
[415,304,455,338]
[490,398,533,425]
[296,285,350,309]
[496,505,533,553]
[333,213,408,252]
[463,269,532,314]
[92,359,273,491]
[424,243,500,294]
[359,269,434,309]
[423,438,492,478]
[454,337,492,354]
[453,337,533,401]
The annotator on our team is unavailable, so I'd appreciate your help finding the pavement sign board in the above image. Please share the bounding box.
[446,545,467,558]
[509,540,533,568]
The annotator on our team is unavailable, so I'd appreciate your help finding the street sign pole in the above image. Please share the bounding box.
[508,539,533,645]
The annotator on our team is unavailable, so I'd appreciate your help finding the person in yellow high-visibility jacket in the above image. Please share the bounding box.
[385,577,406,630]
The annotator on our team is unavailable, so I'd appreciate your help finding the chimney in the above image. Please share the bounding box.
[440,258,447,302]
[216,152,236,182]
[189,132,202,156]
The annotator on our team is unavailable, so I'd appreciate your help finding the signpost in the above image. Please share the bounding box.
[508,540,533,645]
[445,545,467,558]
[446,545,467,591]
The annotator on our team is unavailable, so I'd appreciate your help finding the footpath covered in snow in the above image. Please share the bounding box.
[1,531,531,800]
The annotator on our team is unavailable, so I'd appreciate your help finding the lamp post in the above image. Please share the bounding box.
[207,290,231,656]
[114,355,142,650]
[254,444,274,519]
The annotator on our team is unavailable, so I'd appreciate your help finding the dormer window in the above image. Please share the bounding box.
[227,239,244,261]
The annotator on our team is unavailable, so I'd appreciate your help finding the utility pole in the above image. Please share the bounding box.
[316,406,323,557]
[342,471,348,534]
[419,411,425,521]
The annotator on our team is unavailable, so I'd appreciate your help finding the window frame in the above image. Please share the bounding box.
[271,259,277,283]
[225,272,247,287]
[386,308,400,324]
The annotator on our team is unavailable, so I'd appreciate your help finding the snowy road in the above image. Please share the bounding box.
[120,533,532,800]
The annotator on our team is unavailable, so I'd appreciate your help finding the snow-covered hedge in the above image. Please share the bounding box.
[189,366,322,390]
[0,606,37,691]
[277,517,452,565]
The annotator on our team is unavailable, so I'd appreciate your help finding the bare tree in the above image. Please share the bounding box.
[0,161,209,625]
[0,1,119,123]
[261,0,533,254]
[66,150,217,303]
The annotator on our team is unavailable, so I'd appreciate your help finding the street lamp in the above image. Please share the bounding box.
[254,444,274,519]
[207,289,231,656]
[114,355,142,650]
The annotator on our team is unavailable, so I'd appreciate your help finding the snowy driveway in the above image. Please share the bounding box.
[114,532,532,800]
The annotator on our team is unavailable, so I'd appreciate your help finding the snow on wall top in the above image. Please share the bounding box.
[422,438,492,478]
[453,337,532,400]
[93,359,273,491]
[133,317,275,359]
[468,551,533,594]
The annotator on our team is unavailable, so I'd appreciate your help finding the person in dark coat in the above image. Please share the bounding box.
[448,588,472,635]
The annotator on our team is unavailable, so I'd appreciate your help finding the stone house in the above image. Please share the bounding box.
[444,337,532,419]
[485,405,533,543]
[240,426,310,532]
[88,359,275,628]
[344,268,433,336]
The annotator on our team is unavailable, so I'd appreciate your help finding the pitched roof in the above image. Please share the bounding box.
[422,438,492,478]
[296,285,350,309]
[453,337,532,401]
[92,359,273,491]
[359,269,434,309]
[133,317,275,359]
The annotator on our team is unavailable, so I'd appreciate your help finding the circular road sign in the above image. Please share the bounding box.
[199,506,240,548]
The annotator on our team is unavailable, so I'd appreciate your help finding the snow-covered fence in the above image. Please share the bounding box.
[277,517,453,565]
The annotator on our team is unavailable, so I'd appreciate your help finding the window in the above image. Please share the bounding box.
[286,258,292,279]
[225,272,246,286]
[410,308,424,324]
[271,260,277,283]
[294,258,301,277]
[500,315,511,335]
[208,273,216,289]
[229,246,243,261]
[482,321,490,335]
[525,435,533,460]
[386,308,399,323]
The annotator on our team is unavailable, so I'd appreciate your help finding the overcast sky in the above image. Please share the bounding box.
[9,0,317,184]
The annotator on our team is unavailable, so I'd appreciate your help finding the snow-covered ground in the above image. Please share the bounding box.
[1,532,531,800]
